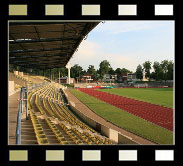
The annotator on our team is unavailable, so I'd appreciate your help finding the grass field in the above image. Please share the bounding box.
[70,89,173,145]
[98,88,173,108]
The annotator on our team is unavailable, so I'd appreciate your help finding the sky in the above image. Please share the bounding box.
[70,21,174,72]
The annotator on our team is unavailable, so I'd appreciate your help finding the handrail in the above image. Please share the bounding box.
[16,87,28,144]
[16,100,21,144]
[15,83,49,145]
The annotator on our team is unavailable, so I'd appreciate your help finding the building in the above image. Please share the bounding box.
[80,73,93,83]
[103,74,110,82]
[117,73,128,82]
[127,73,137,82]
[121,73,128,82]
[117,73,137,83]
[57,77,75,84]
[103,74,117,83]
[111,74,118,81]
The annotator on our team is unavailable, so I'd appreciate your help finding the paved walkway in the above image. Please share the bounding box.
[9,91,20,145]
[65,89,155,145]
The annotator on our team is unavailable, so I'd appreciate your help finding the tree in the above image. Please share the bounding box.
[136,64,143,80]
[167,61,174,80]
[121,68,133,74]
[87,65,98,80]
[108,67,115,75]
[70,64,84,79]
[153,61,163,81]
[87,65,96,75]
[59,67,68,77]
[98,60,111,79]
[150,72,156,80]
[143,61,152,80]
[160,60,174,81]
[115,68,122,80]
[160,60,169,81]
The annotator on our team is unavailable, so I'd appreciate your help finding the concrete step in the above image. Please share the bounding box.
[21,140,38,144]
[44,131,55,136]
[38,119,60,143]
[48,139,60,144]
[21,135,37,140]
[21,131,35,136]
[21,128,35,132]
[46,135,59,139]
[21,123,33,128]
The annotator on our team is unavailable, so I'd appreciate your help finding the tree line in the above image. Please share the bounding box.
[136,60,174,81]
[12,59,173,82]
[63,60,132,81]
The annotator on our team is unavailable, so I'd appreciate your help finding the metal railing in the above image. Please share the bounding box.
[16,87,28,145]
[16,100,21,144]
[15,81,50,144]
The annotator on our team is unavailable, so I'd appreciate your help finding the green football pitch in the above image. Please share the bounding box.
[98,88,173,108]
[70,88,173,145]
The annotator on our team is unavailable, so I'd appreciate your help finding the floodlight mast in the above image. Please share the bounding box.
[66,62,71,84]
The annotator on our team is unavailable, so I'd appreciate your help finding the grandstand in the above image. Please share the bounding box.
[26,83,113,145]
[9,21,159,145]
[9,76,114,145]
[9,21,117,145]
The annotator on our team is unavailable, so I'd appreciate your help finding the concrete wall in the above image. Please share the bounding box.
[14,71,18,75]
[9,81,14,95]
[118,133,139,144]
[109,128,118,143]
[69,102,96,129]
[101,126,119,143]
[18,72,23,76]
[101,125,110,138]
[134,84,147,88]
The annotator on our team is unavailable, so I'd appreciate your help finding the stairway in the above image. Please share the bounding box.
[21,117,38,145]
[39,119,60,144]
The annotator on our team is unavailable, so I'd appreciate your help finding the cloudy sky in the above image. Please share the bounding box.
[70,21,174,72]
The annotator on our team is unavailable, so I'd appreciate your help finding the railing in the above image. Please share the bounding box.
[15,82,50,144]
[16,87,28,145]
[16,100,21,144]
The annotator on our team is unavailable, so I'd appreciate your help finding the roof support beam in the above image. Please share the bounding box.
[10,63,66,69]
[9,37,78,44]
[9,47,72,54]
[9,53,67,59]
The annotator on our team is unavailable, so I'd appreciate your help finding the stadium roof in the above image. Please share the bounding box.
[9,22,99,70]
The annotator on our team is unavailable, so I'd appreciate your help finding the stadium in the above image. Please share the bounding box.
[8,21,174,145]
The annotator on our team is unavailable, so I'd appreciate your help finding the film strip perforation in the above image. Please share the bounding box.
[8,149,175,162]
[8,3,174,16]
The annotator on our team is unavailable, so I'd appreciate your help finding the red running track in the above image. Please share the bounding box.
[79,88,173,131]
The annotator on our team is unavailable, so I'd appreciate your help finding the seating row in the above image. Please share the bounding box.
[45,118,69,144]
[28,83,113,145]
[59,123,84,145]
[29,111,49,145]
[71,128,93,144]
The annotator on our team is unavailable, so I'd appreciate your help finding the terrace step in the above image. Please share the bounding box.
[20,117,37,144]
[21,140,38,144]
[38,119,60,144]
